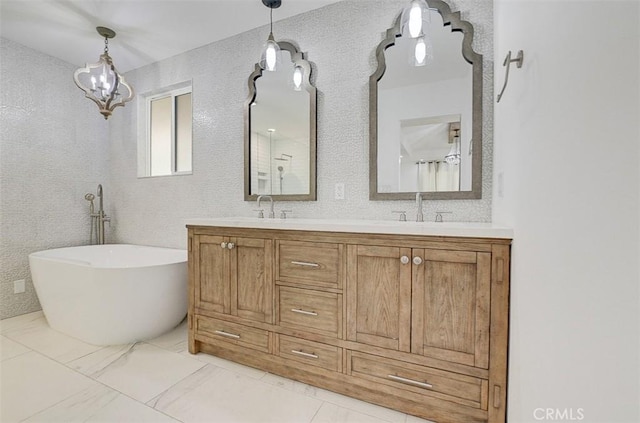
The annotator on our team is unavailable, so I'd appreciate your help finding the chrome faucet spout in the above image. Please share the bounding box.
[257,195,275,218]
[415,192,424,222]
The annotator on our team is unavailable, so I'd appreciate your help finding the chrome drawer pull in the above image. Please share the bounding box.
[291,350,319,359]
[214,330,240,339]
[387,374,433,389]
[291,261,319,267]
[291,308,318,316]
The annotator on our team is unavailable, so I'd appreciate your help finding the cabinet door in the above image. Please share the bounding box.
[194,235,230,314]
[230,237,273,323]
[346,245,411,352]
[412,249,491,368]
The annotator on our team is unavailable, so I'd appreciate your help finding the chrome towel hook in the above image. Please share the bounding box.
[497,50,524,103]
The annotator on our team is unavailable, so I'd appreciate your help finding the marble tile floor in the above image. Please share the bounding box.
[0,311,434,423]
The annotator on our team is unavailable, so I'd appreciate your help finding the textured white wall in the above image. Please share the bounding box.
[494,1,639,421]
[0,38,110,319]
[109,0,494,249]
[0,0,492,317]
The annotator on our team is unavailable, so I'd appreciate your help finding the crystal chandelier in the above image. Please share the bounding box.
[73,27,134,119]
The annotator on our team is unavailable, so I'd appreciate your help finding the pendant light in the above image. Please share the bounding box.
[400,0,433,67]
[73,27,134,119]
[260,0,282,71]
[400,0,430,38]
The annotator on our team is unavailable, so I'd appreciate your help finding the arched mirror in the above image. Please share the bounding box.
[369,0,482,200]
[244,42,317,201]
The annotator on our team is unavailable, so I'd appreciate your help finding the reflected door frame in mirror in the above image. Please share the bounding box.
[369,0,483,200]
[244,41,317,201]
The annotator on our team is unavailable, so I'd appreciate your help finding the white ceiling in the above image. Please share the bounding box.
[0,0,342,73]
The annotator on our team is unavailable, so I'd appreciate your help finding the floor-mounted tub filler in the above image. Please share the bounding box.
[29,244,187,345]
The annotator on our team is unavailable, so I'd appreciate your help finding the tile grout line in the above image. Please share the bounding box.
[1,324,187,422]
[60,345,188,423]
[60,341,193,423]
[258,372,407,423]
[2,314,420,423]
[308,400,324,423]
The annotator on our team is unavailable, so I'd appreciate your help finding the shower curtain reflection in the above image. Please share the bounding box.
[417,161,460,192]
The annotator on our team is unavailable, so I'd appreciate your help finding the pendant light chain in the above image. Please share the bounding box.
[104,36,109,54]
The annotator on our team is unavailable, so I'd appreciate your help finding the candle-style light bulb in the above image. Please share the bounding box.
[265,41,277,71]
[414,37,427,65]
[293,66,303,91]
[408,0,423,38]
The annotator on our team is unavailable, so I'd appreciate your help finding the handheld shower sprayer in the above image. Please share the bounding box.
[84,193,95,214]
[84,185,110,245]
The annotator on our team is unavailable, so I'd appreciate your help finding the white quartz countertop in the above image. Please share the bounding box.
[185,217,513,239]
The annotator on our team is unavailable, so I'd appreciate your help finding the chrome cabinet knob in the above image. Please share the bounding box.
[227,242,235,250]
[413,256,423,265]
[220,242,228,249]
[400,255,410,264]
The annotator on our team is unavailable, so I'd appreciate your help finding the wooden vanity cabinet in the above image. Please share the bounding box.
[191,234,273,323]
[188,225,510,423]
[412,249,491,368]
[346,245,491,366]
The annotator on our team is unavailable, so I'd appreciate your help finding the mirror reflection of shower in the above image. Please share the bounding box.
[273,153,293,194]
[251,125,308,196]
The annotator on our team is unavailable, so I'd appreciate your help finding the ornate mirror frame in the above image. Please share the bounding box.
[369,0,483,200]
[244,41,317,201]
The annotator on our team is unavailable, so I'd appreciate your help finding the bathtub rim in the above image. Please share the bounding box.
[29,243,187,270]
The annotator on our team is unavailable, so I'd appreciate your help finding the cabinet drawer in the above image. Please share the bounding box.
[278,286,340,337]
[195,316,269,353]
[278,241,341,289]
[349,352,487,410]
[277,335,341,372]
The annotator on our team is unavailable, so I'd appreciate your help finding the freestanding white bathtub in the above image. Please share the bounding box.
[29,244,187,346]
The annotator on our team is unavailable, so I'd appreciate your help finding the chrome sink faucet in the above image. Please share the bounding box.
[415,192,424,222]
[257,195,275,218]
